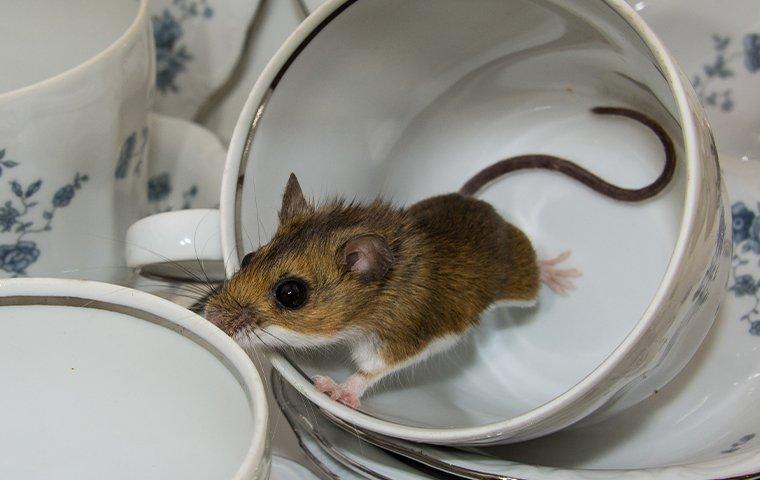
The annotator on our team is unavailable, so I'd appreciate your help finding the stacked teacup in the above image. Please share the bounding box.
[124,0,760,478]
[0,1,270,478]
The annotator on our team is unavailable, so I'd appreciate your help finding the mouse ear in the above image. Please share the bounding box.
[279,173,312,222]
[341,234,394,282]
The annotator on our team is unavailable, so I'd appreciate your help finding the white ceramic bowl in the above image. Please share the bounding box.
[0,278,270,479]
[127,0,729,444]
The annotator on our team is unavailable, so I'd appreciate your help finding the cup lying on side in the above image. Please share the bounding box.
[0,0,153,281]
[126,0,730,444]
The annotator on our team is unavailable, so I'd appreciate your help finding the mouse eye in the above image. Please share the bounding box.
[240,251,256,268]
[273,278,308,310]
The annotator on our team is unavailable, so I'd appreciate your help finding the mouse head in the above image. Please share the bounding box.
[205,173,401,349]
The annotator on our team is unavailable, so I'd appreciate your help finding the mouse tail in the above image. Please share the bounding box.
[459,106,676,202]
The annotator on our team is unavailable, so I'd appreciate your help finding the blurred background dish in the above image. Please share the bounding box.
[149,0,261,120]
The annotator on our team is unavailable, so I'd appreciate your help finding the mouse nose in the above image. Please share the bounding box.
[205,305,258,337]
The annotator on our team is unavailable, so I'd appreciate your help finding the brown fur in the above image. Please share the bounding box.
[206,186,539,368]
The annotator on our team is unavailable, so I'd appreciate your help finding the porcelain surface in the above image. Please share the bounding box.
[270,455,322,480]
[626,0,760,165]
[274,373,442,480]
[146,113,225,214]
[223,0,727,444]
[0,278,270,480]
[150,0,261,119]
[0,0,153,282]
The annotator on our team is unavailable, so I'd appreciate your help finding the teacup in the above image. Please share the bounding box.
[0,277,270,479]
[127,0,729,444]
[0,0,153,281]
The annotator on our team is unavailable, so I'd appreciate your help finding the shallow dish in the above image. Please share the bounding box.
[0,278,269,479]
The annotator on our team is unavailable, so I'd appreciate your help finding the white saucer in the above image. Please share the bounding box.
[274,374,441,480]
[628,0,760,163]
[272,163,760,480]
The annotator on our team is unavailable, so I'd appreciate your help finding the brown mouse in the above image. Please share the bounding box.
[204,106,675,408]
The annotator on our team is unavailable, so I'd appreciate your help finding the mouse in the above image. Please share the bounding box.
[204,106,675,409]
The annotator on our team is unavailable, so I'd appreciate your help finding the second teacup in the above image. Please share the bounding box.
[0,0,153,281]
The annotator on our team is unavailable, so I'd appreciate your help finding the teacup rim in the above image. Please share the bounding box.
[0,277,270,479]
[0,0,150,101]
[222,0,705,442]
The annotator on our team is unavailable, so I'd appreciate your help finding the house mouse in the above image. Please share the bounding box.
[204,106,675,409]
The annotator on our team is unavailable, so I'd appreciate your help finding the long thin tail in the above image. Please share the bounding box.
[459,106,676,202]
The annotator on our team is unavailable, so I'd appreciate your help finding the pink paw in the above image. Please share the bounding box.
[539,251,582,296]
[312,375,362,409]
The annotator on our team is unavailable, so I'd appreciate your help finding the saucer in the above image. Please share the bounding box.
[274,372,443,480]
[272,162,760,479]
[147,113,225,214]
[628,0,760,163]
[150,0,261,119]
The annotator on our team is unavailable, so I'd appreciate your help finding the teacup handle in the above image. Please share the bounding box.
[125,209,226,282]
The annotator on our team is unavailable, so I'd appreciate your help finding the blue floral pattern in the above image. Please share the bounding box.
[114,128,149,180]
[153,0,214,94]
[147,171,199,212]
[0,148,88,276]
[729,201,760,335]
[692,33,760,112]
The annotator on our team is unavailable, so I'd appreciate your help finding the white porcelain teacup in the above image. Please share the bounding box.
[0,0,153,281]
[127,0,730,444]
[0,277,270,479]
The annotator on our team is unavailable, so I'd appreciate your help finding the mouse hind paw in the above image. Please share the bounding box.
[539,250,582,296]
[312,374,364,409]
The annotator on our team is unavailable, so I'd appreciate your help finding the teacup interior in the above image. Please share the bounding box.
[240,0,687,428]
[0,303,254,479]
[0,0,139,94]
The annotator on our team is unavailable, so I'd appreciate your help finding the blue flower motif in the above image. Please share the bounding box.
[731,274,758,296]
[52,185,75,208]
[732,202,757,243]
[148,173,172,202]
[152,10,182,51]
[744,34,760,73]
[0,241,40,274]
[0,202,20,232]
[751,321,760,336]
[744,216,760,254]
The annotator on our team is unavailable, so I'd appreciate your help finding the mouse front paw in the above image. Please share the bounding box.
[539,250,582,296]
[312,374,362,409]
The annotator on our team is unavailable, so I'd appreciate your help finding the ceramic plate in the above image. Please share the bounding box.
[147,113,225,214]
[150,0,261,119]
[628,0,760,164]
[272,165,760,479]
